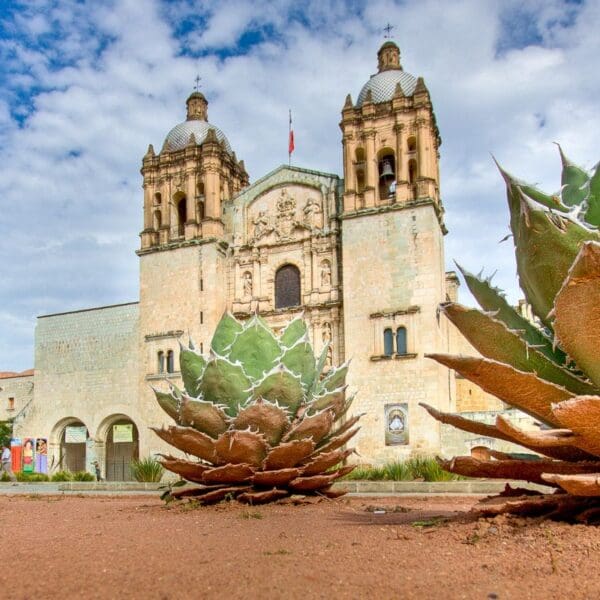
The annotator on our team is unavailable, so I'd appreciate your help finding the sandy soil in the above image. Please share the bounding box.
[0,494,599,599]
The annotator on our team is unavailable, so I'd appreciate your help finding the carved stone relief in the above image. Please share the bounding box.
[320,259,332,287]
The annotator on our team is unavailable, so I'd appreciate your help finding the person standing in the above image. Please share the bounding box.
[1,444,17,482]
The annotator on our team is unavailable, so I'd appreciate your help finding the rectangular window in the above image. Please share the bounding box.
[200,342,204,354]
[8,397,15,410]
[200,311,203,324]
[200,278,204,291]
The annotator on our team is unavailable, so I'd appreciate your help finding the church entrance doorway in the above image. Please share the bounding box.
[104,418,139,481]
[59,420,88,473]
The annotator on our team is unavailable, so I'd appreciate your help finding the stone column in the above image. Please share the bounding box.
[364,131,376,207]
[417,118,428,179]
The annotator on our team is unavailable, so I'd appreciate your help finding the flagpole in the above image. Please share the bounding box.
[288,109,292,166]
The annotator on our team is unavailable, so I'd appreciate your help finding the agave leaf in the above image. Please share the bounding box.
[509,188,599,327]
[157,455,209,483]
[262,439,315,470]
[327,413,362,441]
[316,425,360,454]
[438,305,596,397]
[302,448,353,477]
[279,316,308,348]
[252,467,300,487]
[420,402,594,462]
[281,340,317,390]
[438,455,600,486]
[210,312,243,355]
[237,489,290,504]
[180,394,230,438]
[214,430,269,467]
[311,344,330,391]
[179,344,206,396]
[289,472,339,492]
[307,387,346,417]
[585,162,600,226]
[425,354,573,425]
[495,415,577,448]
[251,367,305,415]
[558,144,590,207]
[456,263,565,366]
[320,362,349,393]
[201,463,255,485]
[233,397,291,446]
[551,396,600,458]
[541,473,600,496]
[151,425,217,463]
[228,317,282,380]
[282,409,334,445]
[553,241,600,388]
[154,388,180,422]
[199,358,252,417]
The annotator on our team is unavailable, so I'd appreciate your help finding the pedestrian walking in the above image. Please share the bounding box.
[1,444,17,482]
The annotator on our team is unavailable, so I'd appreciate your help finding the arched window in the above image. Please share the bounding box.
[355,148,366,194]
[275,264,301,309]
[154,192,162,205]
[396,327,407,355]
[177,197,187,237]
[157,351,165,373]
[408,159,418,185]
[383,328,394,357]
[166,350,175,373]
[407,136,417,152]
[153,209,162,230]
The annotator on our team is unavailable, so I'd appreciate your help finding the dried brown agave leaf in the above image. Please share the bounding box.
[288,472,339,492]
[262,439,315,470]
[426,354,573,426]
[439,456,600,486]
[282,409,334,444]
[327,414,362,440]
[252,468,300,487]
[174,486,252,504]
[553,241,600,389]
[201,463,255,485]
[542,473,600,496]
[316,426,360,454]
[474,492,585,518]
[551,396,600,457]
[423,403,595,462]
[157,454,210,483]
[237,489,289,504]
[151,425,217,463]
[302,448,353,476]
[495,415,577,447]
[232,398,290,446]
[180,395,230,438]
[214,430,269,467]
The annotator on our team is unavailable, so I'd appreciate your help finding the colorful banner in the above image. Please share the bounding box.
[65,426,87,443]
[35,438,48,474]
[10,439,22,473]
[113,424,133,443]
[22,437,35,472]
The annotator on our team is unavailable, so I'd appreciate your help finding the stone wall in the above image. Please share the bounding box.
[0,373,34,426]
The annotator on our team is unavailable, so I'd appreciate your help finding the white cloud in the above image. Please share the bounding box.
[0,0,599,370]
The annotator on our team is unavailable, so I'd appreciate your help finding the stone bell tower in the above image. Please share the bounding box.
[139,91,248,248]
[339,41,451,461]
[136,90,249,427]
[340,41,442,213]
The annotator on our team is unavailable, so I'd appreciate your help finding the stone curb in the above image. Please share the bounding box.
[0,480,552,494]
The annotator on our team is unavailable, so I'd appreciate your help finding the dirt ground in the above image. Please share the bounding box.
[1,494,599,599]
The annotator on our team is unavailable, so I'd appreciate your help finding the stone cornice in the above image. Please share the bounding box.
[136,236,227,256]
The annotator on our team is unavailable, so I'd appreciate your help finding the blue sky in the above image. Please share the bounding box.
[1,0,599,371]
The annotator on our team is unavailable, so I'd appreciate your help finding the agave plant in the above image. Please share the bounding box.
[422,146,600,521]
[152,313,359,505]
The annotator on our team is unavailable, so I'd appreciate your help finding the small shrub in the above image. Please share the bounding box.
[72,471,95,482]
[382,461,412,481]
[51,470,74,482]
[342,458,466,482]
[406,456,464,481]
[0,472,11,482]
[16,472,49,482]
[130,457,164,482]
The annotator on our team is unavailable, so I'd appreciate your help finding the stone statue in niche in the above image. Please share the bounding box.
[322,322,332,343]
[320,260,332,287]
[252,211,272,241]
[303,197,322,229]
[242,271,253,298]
[325,346,333,368]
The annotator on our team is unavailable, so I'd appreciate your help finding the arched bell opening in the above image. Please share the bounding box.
[355,147,366,194]
[377,148,396,201]
[174,192,187,238]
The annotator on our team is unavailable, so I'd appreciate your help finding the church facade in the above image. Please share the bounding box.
[4,42,490,478]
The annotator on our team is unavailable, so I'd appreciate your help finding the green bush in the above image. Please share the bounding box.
[16,472,49,482]
[50,470,74,482]
[0,472,11,482]
[72,471,95,482]
[343,457,465,482]
[130,457,164,482]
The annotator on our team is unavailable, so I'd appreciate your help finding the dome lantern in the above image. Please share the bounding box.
[186,91,208,121]
[377,40,401,72]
